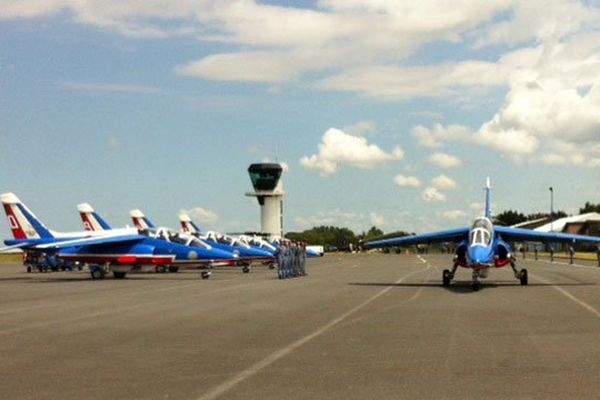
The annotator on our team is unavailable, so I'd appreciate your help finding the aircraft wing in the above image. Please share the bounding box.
[0,242,31,252]
[495,226,600,244]
[364,227,470,248]
[35,235,147,249]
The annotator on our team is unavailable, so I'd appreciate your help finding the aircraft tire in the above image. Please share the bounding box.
[519,269,528,285]
[242,266,250,273]
[168,266,179,273]
[442,269,451,286]
[113,271,127,279]
[155,265,166,273]
[472,282,480,291]
[201,271,211,279]
[268,263,275,270]
[91,268,104,280]
[26,266,32,273]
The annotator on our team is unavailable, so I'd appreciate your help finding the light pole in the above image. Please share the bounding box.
[549,186,554,232]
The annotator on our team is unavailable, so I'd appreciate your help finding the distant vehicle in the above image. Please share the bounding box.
[365,178,600,291]
[306,245,324,257]
[0,193,237,280]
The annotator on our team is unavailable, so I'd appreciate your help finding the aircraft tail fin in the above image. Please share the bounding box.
[77,203,112,231]
[179,214,203,234]
[130,209,155,230]
[1,193,54,239]
[484,177,492,219]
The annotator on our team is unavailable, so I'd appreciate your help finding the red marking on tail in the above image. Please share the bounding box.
[132,218,143,229]
[80,213,95,231]
[3,203,26,239]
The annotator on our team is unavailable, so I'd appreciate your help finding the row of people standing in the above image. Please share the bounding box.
[276,240,307,279]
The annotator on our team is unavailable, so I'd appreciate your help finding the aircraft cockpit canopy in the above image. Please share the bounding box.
[186,236,210,249]
[469,218,493,246]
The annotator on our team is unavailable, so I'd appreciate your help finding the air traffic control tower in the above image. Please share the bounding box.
[246,163,284,240]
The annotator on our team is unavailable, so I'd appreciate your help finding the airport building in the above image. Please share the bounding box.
[246,163,284,240]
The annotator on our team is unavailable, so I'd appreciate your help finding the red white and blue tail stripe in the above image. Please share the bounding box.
[130,209,155,230]
[78,203,112,231]
[1,192,53,239]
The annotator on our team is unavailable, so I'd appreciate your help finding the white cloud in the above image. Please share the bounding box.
[342,120,376,136]
[394,174,421,187]
[427,152,463,168]
[431,175,457,190]
[442,210,467,219]
[176,51,308,83]
[469,202,484,210]
[3,1,599,168]
[293,209,375,232]
[179,207,218,225]
[107,136,120,149]
[412,124,472,148]
[370,212,385,226]
[422,187,446,202]
[57,80,164,95]
[300,128,404,176]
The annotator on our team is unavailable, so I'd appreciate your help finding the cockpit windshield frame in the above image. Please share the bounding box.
[469,217,493,247]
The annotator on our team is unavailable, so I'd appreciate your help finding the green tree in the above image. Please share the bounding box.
[357,226,384,242]
[579,202,600,214]
[285,225,358,250]
[494,209,526,226]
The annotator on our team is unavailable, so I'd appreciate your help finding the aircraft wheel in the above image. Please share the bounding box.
[168,266,179,273]
[155,265,166,273]
[519,268,528,285]
[472,282,480,291]
[113,271,127,279]
[442,269,451,286]
[201,271,211,279]
[91,268,105,280]
[37,266,43,273]
[26,266,32,273]
[242,266,250,273]
[268,263,275,270]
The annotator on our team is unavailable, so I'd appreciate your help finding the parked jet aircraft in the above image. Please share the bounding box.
[364,178,600,290]
[1,193,237,279]
[178,213,277,272]
[131,210,274,272]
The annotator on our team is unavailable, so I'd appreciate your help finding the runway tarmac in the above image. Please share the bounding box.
[2,254,600,399]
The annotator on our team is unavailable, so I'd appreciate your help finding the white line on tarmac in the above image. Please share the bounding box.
[532,273,600,319]
[196,264,429,400]
[533,259,600,270]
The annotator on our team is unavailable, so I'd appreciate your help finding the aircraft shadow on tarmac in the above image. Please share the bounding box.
[349,281,599,294]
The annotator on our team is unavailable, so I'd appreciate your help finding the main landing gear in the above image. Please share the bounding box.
[201,271,212,279]
[510,261,528,285]
[90,265,106,280]
[442,263,459,287]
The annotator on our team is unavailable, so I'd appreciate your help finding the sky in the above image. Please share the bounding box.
[0,0,599,237]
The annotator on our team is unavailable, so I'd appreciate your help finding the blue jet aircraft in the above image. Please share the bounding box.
[364,179,600,290]
[130,209,275,273]
[178,213,277,272]
[1,193,237,280]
